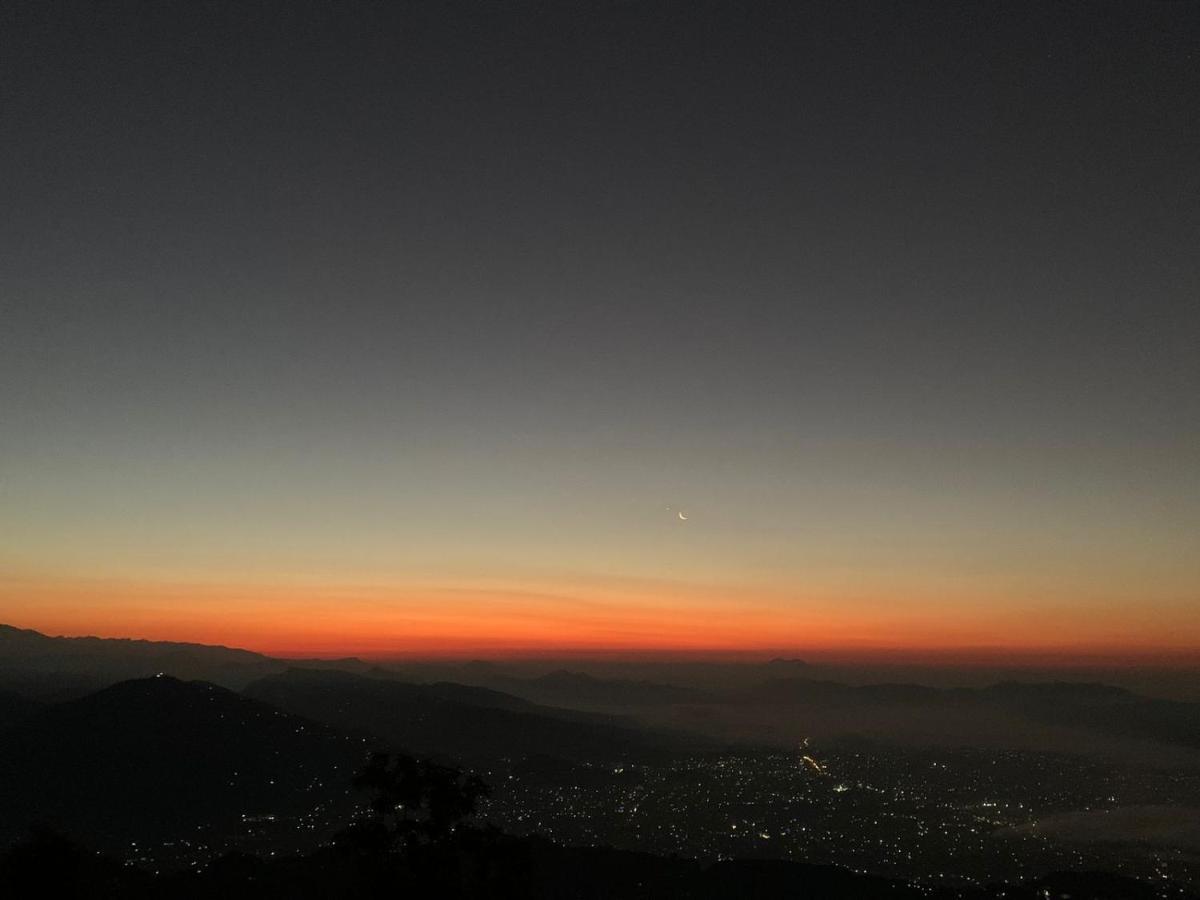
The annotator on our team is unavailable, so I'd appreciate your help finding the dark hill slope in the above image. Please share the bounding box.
[243,669,696,764]
[0,689,41,729]
[0,677,367,849]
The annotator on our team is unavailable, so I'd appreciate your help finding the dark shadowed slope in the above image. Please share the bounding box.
[0,676,367,850]
[243,669,701,765]
[0,689,41,729]
[976,681,1200,749]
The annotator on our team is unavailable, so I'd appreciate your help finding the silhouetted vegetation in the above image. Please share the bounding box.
[352,752,490,843]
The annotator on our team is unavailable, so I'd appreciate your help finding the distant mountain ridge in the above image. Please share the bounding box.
[6,624,1198,759]
[0,623,268,664]
[738,677,1200,752]
[0,624,369,697]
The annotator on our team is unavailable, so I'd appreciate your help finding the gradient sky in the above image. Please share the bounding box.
[2,1,1198,657]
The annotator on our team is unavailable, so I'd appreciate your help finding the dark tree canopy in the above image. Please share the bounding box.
[350,752,491,846]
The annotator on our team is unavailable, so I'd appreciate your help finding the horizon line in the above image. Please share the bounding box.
[6,622,1200,668]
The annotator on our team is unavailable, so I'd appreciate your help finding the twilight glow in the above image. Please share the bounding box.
[2,3,1197,662]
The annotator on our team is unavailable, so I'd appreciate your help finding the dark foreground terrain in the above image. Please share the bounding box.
[3,627,1199,899]
[4,816,1196,900]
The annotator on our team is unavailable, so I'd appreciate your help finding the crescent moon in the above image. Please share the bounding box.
[677,511,688,521]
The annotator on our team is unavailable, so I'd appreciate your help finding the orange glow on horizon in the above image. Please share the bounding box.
[2,573,1197,665]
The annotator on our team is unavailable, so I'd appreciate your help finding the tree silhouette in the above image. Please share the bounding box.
[332,752,531,897]
[350,752,491,847]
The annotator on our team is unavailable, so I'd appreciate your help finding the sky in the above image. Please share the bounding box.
[1,1,1198,658]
